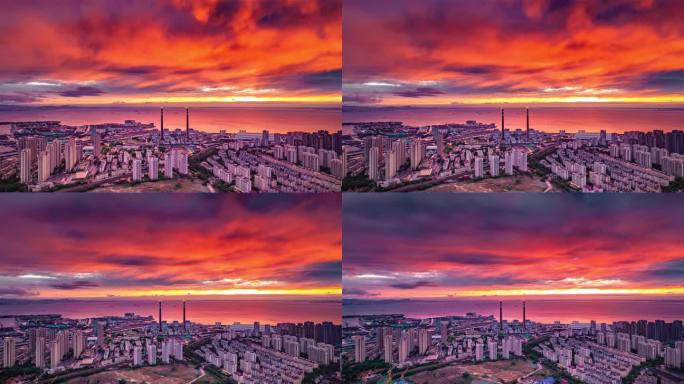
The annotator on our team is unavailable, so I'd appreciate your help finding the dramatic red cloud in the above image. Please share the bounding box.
[0,0,341,105]
[0,194,341,298]
[343,194,684,298]
[343,0,684,105]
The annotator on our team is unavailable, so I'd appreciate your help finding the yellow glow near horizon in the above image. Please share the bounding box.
[409,286,684,298]
[39,287,342,298]
[375,95,684,106]
[37,94,341,105]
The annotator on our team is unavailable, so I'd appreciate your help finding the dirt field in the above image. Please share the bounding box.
[89,179,211,193]
[409,359,537,384]
[64,364,206,384]
[426,175,557,192]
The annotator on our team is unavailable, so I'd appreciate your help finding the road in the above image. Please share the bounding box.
[387,168,470,192]
[37,362,128,384]
[55,174,128,192]
[518,362,543,382]
[258,153,341,185]
[188,366,206,384]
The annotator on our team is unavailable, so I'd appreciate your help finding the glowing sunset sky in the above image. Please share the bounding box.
[343,194,684,299]
[0,0,341,105]
[0,194,341,299]
[343,0,684,105]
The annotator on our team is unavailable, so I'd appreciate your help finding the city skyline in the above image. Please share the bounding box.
[342,311,684,384]
[343,194,684,299]
[0,194,341,299]
[0,0,341,105]
[343,0,684,106]
[0,309,340,383]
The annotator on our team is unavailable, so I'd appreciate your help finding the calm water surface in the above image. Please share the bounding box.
[0,299,340,326]
[0,105,340,134]
[343,106,684,134]
[343,299,684,323]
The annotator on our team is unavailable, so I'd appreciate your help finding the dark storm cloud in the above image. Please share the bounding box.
[21,194,226,226]
[442,64,503,75]
[59,86,105,97]
[49,280,100,290]
[240,194,339,216]
[293,261,342,283]
[637,70,684,92]
[0,287,39,297]
[393,87,445,98]
[100,275,199,288]
[255,0,341,28]
[342,94,383,104]
[640,259,684,278]
[590,0,655,24]
[104,65,166,75]
[342,288,379,296]
[207,0,243,24]
[390,281,436,290]
[97,254,198,268]
[437,253,533,266]
[296,69,342,89]
[0,93,42,103]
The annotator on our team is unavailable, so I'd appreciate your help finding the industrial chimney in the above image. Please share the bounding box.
[160,108,164,142]
[526,108,530,140]
[501,108,505,141]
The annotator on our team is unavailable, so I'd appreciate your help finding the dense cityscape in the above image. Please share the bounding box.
[342,304,684,384]
[0,108,343,193]
[341,109,684,192]
[0,302,342,384]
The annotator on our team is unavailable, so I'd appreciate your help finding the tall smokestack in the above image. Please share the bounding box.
[526,108,530,140]
[158,301,162,332]
[183,301,186,330]
[160,108,164,142]
[499,301,503,331]
[186,107,189,139]
[523,301,526,330]
[501,108,505,141]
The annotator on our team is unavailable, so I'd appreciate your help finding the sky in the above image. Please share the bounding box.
[0,0,341,106]
[343,0,684,106]
[343,194,684,299]
[0,194,341,299]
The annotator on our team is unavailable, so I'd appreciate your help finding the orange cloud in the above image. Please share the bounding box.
[0,194,341,298]
[0,0,341,105]
[343,194,684,299]
[343,0,684,105]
